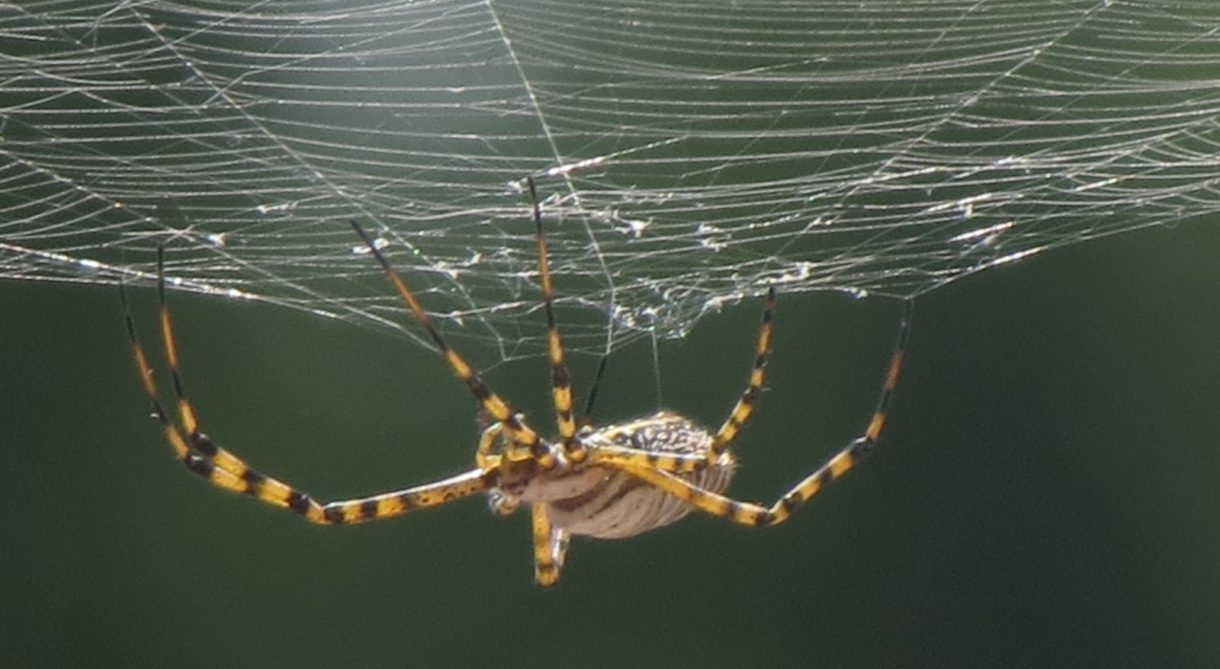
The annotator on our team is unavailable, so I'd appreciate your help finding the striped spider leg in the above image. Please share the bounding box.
[119,178,594,585]
[120,248,500,526]
[603,300,913,528]
[123,176,913,588]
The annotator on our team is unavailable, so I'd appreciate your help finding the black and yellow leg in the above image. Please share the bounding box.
[317,469,492,525]
[587,445,715,475]
[527,177,583,463]
[122,253,496,526]
[476,422,506,470]
[153,248,200,441]
[858,298,913,446]
[120,280,191,461]
[615,298,913,527]
[707,285,777,463]
[123,276,328,523]
[172,446,490,525]
[531,504,570,587]
[609,438,869,527]
[350,221,548,465]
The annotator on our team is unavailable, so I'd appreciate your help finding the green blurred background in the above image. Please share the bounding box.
[5,0,1220,664]
[3,221,1218,666]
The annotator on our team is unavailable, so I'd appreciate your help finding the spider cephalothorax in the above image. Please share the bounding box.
[122,177,912,587]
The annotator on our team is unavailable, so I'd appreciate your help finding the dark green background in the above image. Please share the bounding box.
[3,221,1218,666]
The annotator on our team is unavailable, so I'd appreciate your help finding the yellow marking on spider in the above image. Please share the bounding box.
[829,451,855,478]
[535,565,558,587]
[131,346,158,397]
[532,505,558,585]
[163,426,191,458]
[385,274,427,323]
[177,400,199,436]
[730,504,767,526]
[445,351,472,381]
[865,412,887,442]
[796,475,823,500]
[210,448,247,477]
[206,465,250,495]
[588,448,693,472]
[553,386,573,414]
[340,503,365,523]
[255,478,295,506]
[479,395,512,424]
[124,188,913,588]
[375,496,405,517]
[885,351,905,389]
[159,309,180,370]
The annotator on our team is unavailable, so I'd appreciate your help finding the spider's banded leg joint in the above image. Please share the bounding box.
[859,299,912,445]
[317,469,494,525]
[532,504,562,587]
[350,219,545,459]
[528,177,585,463]
[564,436,589,464]
[189,431,219,457]
[287,489,316,516]
[531,441,559,470]
[125,244,494,529]
[708,285,777,462]
[597,296,914,532]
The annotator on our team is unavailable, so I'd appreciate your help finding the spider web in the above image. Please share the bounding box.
[2,0,1218,359]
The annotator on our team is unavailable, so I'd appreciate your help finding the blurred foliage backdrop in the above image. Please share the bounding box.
[3,0,1220,665]
[3,222,1219,666]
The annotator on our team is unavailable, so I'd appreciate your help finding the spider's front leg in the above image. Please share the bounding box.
[121,253,498,527]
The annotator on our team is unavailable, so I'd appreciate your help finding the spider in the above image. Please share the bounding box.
[121,178,914,587]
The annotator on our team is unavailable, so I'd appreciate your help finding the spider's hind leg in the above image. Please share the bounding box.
[707,285,777,463]
[605,298,913,528]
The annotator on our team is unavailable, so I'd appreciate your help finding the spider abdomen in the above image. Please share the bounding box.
[541,411,736,539]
